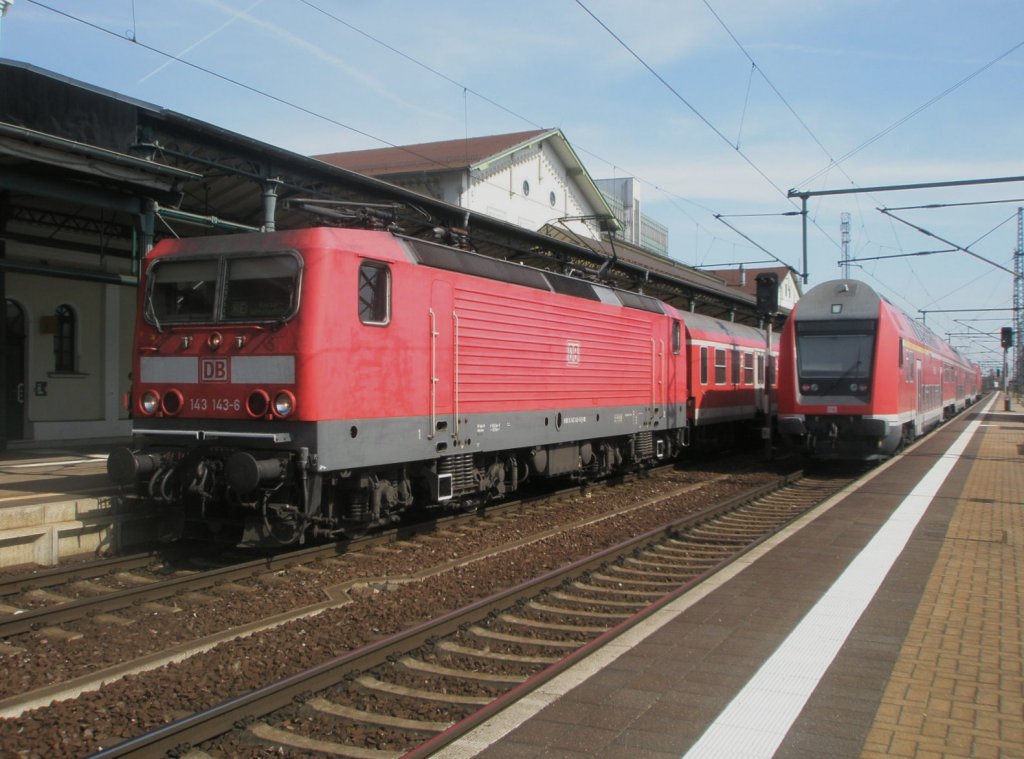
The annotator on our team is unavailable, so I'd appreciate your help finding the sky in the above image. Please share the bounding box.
[2,0,1023,373]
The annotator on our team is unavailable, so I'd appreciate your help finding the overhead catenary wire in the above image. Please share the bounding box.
[17,0,1018,327]
[878,209,1019,279]
[20,0,624,232]
[26,0,749,255]
[21,0,784,262]
[797,38,1024,189]
[575,0,790,201]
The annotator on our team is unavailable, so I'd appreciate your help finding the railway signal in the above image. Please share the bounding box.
[1001,327,1013,410]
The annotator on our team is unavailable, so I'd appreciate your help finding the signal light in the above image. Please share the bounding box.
[1001,327,1013,349]
[755,272,779,316]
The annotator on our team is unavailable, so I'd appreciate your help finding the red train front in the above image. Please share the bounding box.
[109,227,722,544]
[776,279,979,460]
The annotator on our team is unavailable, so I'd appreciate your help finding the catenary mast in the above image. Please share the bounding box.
[1015,208,1023,389]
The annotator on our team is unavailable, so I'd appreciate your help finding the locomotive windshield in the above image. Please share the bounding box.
[147,252,300,325]
[795,319,876,381]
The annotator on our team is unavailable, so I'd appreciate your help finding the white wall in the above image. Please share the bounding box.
[5,241,134,442]
[464,140,601,240]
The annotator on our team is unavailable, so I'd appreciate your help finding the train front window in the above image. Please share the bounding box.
[224,255,299,320]
[795,319,876,382]
[149,259,218,323]
[147,252,301,326]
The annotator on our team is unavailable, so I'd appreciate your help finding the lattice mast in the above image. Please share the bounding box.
[840,212,851,279]
[1015,207,1023,387]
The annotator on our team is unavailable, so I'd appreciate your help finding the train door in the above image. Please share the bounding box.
[915,358,924,433]
[651,329,666,428]
[4,299,26,443]
[668,319,684,429]
[429,281,455,447]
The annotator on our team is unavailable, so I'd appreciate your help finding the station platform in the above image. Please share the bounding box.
[438,393,1023,759]
[0,441,141,568]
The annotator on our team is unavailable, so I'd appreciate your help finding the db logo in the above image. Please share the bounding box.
[200,357,229,383]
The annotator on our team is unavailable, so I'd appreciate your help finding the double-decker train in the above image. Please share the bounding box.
[108,227,776,545]
[776,279,981,460]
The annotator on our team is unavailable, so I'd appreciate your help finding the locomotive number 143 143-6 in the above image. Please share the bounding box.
[189,397,243,413]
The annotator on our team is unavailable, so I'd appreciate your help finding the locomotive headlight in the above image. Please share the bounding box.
[850,383,858,392]
[246,389,270,418]
[208,331,223,350]
[140,390,160,415]
[161,389,184,416]
[273,391,295,418]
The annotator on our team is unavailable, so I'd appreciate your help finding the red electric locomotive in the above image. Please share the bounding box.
[108,227,772,544]
[776,279,981,460]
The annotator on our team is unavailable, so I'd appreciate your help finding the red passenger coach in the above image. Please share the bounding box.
[110,227,747,544]
[684,313,777,445]
[777,279,979,460]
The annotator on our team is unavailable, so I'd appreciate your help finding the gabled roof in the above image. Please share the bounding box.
[315,129,550,177]
[314,128,618,231]
[702,265,800,297]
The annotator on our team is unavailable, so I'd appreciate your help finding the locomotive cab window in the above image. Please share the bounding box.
[224,255,299,320]
[358,261,391,325]
[672,320,681,355]
[147,252,301,325]
[149,259,219,323]
[700,346,709,385]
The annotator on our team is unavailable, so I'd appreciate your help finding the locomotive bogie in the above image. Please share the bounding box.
[780,414,904,460]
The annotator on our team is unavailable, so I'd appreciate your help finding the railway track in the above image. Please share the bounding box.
[2,462,772,718]
[0,494,599,645]
[89,470,853,758]
[0,459,750,645]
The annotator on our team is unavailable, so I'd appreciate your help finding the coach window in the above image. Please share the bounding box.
[714,348,727,385]
[757,353,765,385]
[731,349,741,385]
[743,352,755,385]
[700,346,709,385]
[672,320,681,354]
[358,261,391,325]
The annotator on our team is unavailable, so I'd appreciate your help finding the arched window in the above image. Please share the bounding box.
[54,304,76,373]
